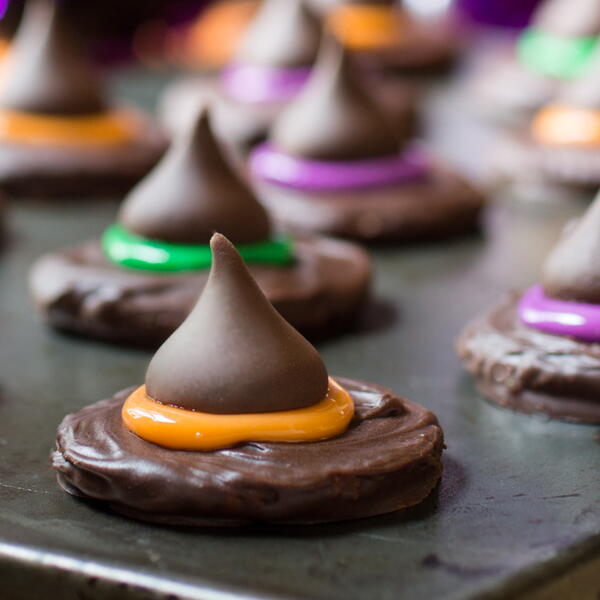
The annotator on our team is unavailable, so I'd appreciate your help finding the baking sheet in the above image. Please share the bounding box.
[0,64,599,600]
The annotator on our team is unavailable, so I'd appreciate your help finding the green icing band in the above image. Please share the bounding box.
[102,223,294,272]
[517,28,597,79]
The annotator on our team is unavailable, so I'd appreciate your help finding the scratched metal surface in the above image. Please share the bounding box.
[0,61,599,600]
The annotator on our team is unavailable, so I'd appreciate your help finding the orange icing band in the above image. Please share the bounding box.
[531,105,600,147]
[0,109,143,146]
[327,5,406,51]
[121,377,354,451]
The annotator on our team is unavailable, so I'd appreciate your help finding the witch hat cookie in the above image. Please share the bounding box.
[0,0,165,198]
[457,191,600,423]
[472,0,600,123]
[250,39,484,242]
[492,44,600,197]
[29,104,371,346]
[53,233,443,525]
[160,0,321,161]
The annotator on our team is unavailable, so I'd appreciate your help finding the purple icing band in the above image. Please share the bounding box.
[249,143,430,191]
[220,64,310,104]
[518,284,600,342]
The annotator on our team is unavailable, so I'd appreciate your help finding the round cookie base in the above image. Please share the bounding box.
[52,378,444,526]
[490,130,600,197]
[456,292,600,424]
[29,236,371,346]
[254,168,484,243]
[0,121,166,199]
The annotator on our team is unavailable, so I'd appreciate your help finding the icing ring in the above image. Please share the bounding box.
[532,105,600,147]
[220,64,310,104]
[102,223,294,272]
[518,284,600,341]
[517,28,597,79]
[122,377,355,450]
[249,142,429,191]
[0,108,143,146]
[327,4,405,51]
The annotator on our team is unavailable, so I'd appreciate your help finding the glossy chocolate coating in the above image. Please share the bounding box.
[270,38,401,160]
[235,0,321,68]
[53,378,444,525]
[145,234,329,413]
[120,107,270,245]
[29,236,371,346]
[457,292,600,423]
[534,0,600,38]
[542,193,600,303]
[254,167,484,242]
[0,0,107,115]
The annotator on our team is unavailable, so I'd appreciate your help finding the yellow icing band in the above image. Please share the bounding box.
[532,105,600,147]
[327,5,406,51]
[121,377,354,451]
[0,108,143,146]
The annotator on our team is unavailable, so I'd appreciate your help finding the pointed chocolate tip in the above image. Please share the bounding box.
[235,0,321,68]
[0,0,107,115]
[119,104,271,245]
[270,34,400,160]
[145,233,329,414]
[542,193,600,303]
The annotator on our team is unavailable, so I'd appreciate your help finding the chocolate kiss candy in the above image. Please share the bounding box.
[235,0,321,68]
[0,0,107,115]
[534,0,600,38]
[543,194,600,304]
[146,233,329,414]
[270,38,400,160]
[119,105,271,245]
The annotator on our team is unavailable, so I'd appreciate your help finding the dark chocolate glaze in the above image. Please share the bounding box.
[254,167,484,242]
[29,236,371,347]
[53,378,444,525]
[543,194,600,303]
[0,118,166,199]
[119,107,270,245]
[271,38,401,161]
[146,234,329,414]
[534,0,600,38]
[457,292,600,424]
[0,0,107,115]
[235,0,321,68]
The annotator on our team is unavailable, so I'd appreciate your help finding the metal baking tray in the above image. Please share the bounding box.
[0,65,599,600]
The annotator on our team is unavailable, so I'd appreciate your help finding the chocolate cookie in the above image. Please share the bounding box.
[0,0,165,198]
[53,378,443,526]
[471,0,600,123]
[255,167,483,242]
[249,38,483,242]
[457,292,600,424]
[30,103,371,344]
[30,236,371,346]
[52,235,441,526]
